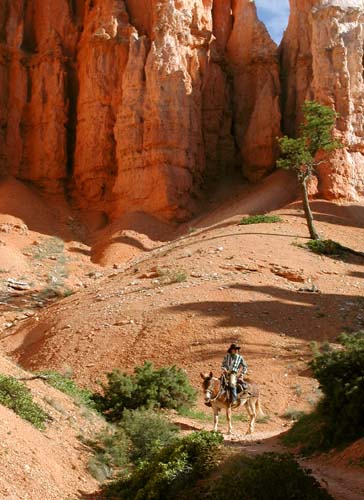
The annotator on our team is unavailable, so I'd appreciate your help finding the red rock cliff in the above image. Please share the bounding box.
[281,0,364,199]
[1,1,363,221]
[0,0,281,221]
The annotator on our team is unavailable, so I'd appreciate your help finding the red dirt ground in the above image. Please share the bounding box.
[0,174,363,499]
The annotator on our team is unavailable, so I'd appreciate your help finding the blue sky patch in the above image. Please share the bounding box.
[255,0,290,44]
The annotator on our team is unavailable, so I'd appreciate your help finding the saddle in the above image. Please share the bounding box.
[220,374,251,402]
[237,377,249,394]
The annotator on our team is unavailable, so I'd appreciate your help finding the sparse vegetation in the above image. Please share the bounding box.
[194,452,333,500]
[282,412,328,454]
[306,239,364,258]
[310,331,364,445]
[157,267,188,284]
[93,361,197,421]
[84,426,130,482]
[294,384,303,397]
[120,409,179,462]
[39,370,95,409]
[104,431,224,500]
[284,331,364,453]
[85,409,178,483]
[277,100,342,240]
[306,239,345,255]
[105,441,332,500]
[27,236,65,260]
[283,408,306,421]
[24,236,71,298]
[178,407,210,421]
[238,214,282,225]
[0,374,48,430]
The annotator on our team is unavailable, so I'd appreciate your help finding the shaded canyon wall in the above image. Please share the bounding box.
[0,0,363,222]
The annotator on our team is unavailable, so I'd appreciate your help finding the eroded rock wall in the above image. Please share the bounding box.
[2,0,363,220]
[0,0,282,221]
[281,0,364,199]
[226,0,281,181]
[0,0,79,190]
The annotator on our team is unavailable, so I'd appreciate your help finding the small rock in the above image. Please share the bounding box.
[6,279,31,291]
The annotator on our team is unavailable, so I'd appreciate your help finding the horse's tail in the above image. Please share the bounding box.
[256,396,265,418]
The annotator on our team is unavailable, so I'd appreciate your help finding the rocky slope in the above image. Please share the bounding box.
[0,354,103,500]
[0,0,363,223]
[0,174,363,498]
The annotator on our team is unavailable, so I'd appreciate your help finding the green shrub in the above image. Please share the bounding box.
[306,239,344,255]
[157,267,188,284]
[282,412,329,454]
[105,431,223,500]
[94,361,196,421]
[0,375,48,429]
[285,331,364,452]
[178,406,210,421]
[309,331,364,445]
[196,452,332,500]
[39,370,95,409]
[238,214,282,225]
[120,409,179,462]
[84,426,130,482]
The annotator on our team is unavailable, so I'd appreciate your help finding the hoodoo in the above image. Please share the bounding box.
[0,0,363,222]
[281,0,364,199]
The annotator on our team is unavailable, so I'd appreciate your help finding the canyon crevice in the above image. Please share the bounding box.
[0,0,363,222]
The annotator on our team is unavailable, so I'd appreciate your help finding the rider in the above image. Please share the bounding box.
[221,343,248,403]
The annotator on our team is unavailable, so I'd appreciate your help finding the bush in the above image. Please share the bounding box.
[39,370,95,409]
[309,331,364,445]
[306,239,344,255]
[282,412,329,454]
[0,375,48,429]
[94,361,196,421]
[238,214,282,225]
[105,431,223,500]
[196,452,332,500]
[120,409,179,462]
[284,331,364,452]
[157,267,188,284]
[84,426,130,482]
[85,409,178,484]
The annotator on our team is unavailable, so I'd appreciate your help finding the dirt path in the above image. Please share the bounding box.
[228,435,364,500]
[173,414,364,500]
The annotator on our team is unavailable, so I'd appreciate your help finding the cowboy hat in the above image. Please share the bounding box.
[227,343,241,353]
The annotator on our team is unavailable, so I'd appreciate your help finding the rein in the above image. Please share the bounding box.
[206,377,225,402]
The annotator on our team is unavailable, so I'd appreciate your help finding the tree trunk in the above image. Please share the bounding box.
[300,177,320,240]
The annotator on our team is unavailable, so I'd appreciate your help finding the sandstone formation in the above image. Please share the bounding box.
[281,0,364,199]
[0,1,363,223]
[0,0,281,221]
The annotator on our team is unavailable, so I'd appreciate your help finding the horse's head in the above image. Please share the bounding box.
[200,371,218,404]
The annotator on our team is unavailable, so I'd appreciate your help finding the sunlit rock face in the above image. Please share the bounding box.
[73,0,282,220]
[281,0,364,199]
[1,0,363,221]
[0,0,282,221]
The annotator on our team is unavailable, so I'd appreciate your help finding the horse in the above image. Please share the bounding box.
[200,371,264,435]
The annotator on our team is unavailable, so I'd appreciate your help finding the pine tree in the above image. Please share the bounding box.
[277,101,342,240]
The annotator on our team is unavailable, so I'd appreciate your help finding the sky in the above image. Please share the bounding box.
[254,0,290,44]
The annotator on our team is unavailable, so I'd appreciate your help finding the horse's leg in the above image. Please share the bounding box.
[227,406,232,434]
[213,406,219,432]
[245,399,257,435]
